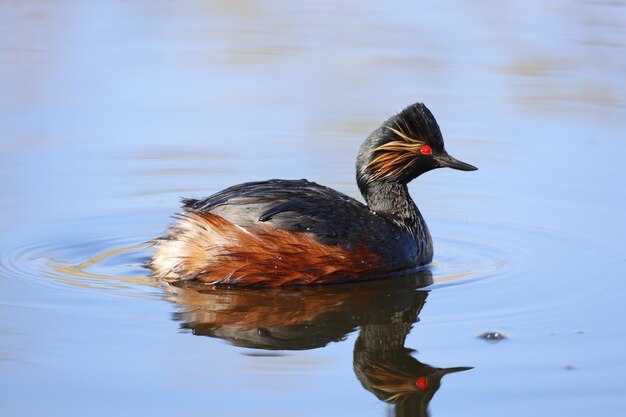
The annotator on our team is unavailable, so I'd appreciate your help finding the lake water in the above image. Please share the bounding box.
[1,1,625,416]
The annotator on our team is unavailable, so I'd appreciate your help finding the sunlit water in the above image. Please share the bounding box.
[1,1,625,416]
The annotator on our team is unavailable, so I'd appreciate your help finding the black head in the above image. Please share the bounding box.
[357,102,476,190]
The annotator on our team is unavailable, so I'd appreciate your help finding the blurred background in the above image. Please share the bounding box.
[1,1,625,416]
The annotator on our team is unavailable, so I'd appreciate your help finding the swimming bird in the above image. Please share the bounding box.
[149,102,477,286]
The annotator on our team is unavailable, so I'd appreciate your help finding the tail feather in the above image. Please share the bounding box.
[181,197,199,211]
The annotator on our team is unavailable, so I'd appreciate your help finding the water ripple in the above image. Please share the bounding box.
[0,214,587,305]
[0,235,159,300]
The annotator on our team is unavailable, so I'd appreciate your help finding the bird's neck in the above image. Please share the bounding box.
[360,181,419,224]
[358,180,433,264]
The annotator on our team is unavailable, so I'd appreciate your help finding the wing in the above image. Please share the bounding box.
[181,179,397,248]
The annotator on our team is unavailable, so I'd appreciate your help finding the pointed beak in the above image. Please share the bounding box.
[435,152,478,171]
[429,366,473,380]
[440,366,474,375]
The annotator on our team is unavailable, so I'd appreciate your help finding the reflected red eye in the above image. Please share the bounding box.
[420,145,432,155]
[416,376,429,390]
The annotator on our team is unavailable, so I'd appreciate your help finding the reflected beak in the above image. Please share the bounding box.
[435,153,478,171]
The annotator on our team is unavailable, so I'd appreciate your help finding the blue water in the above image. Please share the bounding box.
[1,1,625,416]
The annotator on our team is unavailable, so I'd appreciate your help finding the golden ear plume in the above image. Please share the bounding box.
[367,124,426,180]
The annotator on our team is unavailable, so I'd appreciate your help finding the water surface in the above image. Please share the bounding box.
[1,1,625,416]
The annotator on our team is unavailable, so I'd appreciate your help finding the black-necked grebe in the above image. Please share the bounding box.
[149,102,477,286]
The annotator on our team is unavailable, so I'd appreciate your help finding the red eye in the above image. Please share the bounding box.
[416,376,429,390]
[420,145,432,155]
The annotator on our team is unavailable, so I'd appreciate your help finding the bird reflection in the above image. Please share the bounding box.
[354,312,471,417]
[164,270,471,416]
